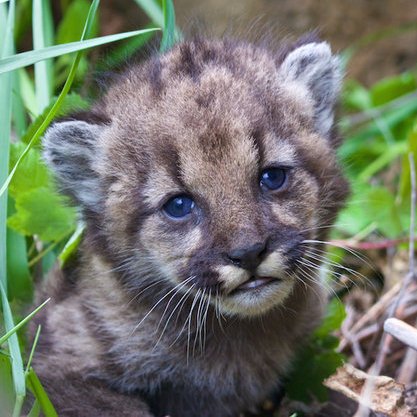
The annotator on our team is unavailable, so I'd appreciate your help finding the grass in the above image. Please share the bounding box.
[0,0,174,415]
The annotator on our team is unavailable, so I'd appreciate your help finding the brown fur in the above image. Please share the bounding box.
[35,36,349,417]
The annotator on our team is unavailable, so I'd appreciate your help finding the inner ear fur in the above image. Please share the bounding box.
[279,39,342,138]
[42,118,106,212]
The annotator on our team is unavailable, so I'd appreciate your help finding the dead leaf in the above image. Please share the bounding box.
[324,363,412,416]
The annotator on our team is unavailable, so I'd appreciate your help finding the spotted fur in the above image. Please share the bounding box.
[35,36,349,417]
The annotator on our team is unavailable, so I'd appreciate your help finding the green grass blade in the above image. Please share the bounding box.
[33,0,54,113]
[19,68,37,118]
[7,222,32,301]
[26,368,58,417]
[0,27,159,74]
[59,221,84,265]
[27,400,41,417]
[0,0,15,293]
[0,281,26,416]
[12,71,28,137]
[0,299,49,345]
[133,0,164,27]
[82,0,99,39]
[0,351,15,415]
[1,34,159,197]
[25,325,42,373]
[101,24,155,68]
[0,4,8,56]
[160,0,176,52]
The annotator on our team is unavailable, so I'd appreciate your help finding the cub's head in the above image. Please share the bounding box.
[44,37,348,317]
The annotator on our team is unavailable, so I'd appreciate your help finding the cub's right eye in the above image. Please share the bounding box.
[163,195,195,219]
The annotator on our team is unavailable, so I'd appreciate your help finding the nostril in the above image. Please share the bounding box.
[227,241,268,271]
[228,255,242,267]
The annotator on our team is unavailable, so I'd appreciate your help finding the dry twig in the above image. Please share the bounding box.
[353,153,416,417]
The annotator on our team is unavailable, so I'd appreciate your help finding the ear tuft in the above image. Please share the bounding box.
[43,120,104,212]
[279,41,342,137]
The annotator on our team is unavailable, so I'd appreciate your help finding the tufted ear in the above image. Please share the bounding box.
[43,120,105,212]
[279,41,342,137]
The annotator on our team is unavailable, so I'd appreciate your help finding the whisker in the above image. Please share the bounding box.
[129,276,194,337]
[303,248,376,290]
[153,283,196,351]
[302,239,377,272]
[187,289,201,364]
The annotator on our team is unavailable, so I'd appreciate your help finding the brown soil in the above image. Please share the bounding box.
[102,0,417,85]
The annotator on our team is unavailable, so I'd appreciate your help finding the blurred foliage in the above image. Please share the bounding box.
[0,0,170,415]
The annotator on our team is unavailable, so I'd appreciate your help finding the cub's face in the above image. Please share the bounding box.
[44,38,348,317]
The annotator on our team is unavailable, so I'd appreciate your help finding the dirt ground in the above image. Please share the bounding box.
[100,0,417,86]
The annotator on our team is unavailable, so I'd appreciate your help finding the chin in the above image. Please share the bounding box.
[218,279,295,317]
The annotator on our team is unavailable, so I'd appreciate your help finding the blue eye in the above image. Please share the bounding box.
[163,195,195,218]
[260,167,287,190]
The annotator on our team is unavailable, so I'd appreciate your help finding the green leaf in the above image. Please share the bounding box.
[8,143,51,197]
[33,0,54,113]
[12,70,28,137]
[286,299,346,403]
[286,346,344,403]
[1,0,150,198]
[18,68,37,118]
[133,0,164,27]
[56,0,98,45]
[0,27,160,74]
[59,221,84,265]
[27,400,41,417]
[160,0,176,52]
[0,281,26,416]
[26,325,42,373]
[314,299,346,339]
[0,351,14,416]
[398,120,417,203]
[54,0,99,80]
[358,141,407,182]
[26,368,58,417]
[365,187,403,238]
[7,226,32,301]
[371,72,417,107]
[102,23,156,69]
[0,0,15,293]
[20,93,90,145]
[336,183,376,236]
[342,80,372,111]
[0,299,49,345]
[7,198,32,301]
[8,187,76,242]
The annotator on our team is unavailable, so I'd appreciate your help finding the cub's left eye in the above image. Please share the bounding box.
[260,167,287,190]
[163,195,195,219]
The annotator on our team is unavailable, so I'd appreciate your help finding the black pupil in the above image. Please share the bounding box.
[164,196,194,218]
[260,168,286,190]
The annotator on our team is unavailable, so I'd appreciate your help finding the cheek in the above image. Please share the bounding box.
[270,175,320,229]
[139,217,203,273]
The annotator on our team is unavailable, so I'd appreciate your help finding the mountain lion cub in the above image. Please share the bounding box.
[34,34,348,417]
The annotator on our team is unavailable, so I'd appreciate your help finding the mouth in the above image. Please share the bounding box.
[231,276,280,294]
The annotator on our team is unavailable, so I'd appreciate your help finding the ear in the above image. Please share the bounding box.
[43,120,105,212]
[279,41,342,137]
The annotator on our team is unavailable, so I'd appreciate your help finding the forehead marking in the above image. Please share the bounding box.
[142,169,181,207]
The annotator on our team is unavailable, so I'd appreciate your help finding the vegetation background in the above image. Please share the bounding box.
[0,0,416,416]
